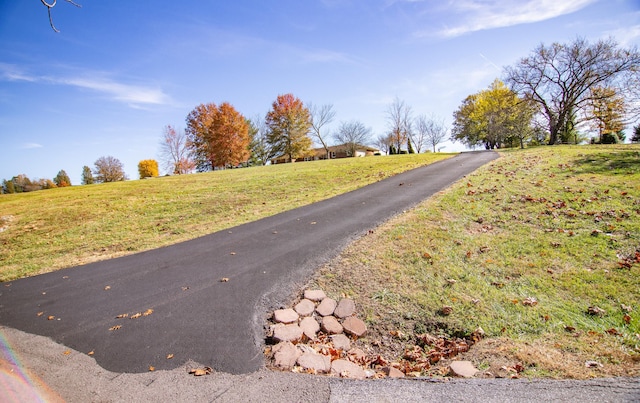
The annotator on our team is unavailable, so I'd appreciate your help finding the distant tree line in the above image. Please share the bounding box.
[160,93,449,175]
[2,156,141,194]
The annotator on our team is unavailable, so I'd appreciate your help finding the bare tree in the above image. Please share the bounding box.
[41,0,81,33]
[386,98,412,153]
[308,103,336,159]
[334,121,372,157]
[375,134,392,155]
[159,125,194,174]
[93,156,127,183]
[416,114,448,153]
[505,38,640,145]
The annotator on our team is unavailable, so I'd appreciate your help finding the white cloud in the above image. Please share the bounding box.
[605,23,640,47]
[21,143,43,149]
[0,64,171,108]
[421,0,597,38]
[60,77,170,106]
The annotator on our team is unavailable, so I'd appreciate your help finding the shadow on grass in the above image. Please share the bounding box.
[573,151,640,175]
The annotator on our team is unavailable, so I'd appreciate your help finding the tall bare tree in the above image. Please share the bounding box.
[308,103,336,159]
[334,121,372,157]
[159,125,194,175]
[505,38,640,145]
[386,98,412,153]
[416,114,448,153]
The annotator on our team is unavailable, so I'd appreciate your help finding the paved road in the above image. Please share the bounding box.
[0,152,498,375]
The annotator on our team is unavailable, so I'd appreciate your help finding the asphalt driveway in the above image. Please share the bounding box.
[0,151,498,375]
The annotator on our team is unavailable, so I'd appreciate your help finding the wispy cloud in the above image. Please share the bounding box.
[20,142,44,149]
[0,64,171,108]
[59,77,170,106]
[421,0,597,38]
[605,23,640,47]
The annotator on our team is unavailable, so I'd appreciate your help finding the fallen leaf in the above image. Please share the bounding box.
[587,306,606,316]
[166,354,174,359]
[189,367,212,376]
[116,313,129,319]
[143,308,153,316]
[47,315,55,320]
[439,306,453,315]
[585,360,603,368]
[181,286,190,291]
[623,314,631,324]
[522,297,538,306]
[63,350,71,355]
[621,304,633,312]
[37,312,44,317]
[149,366,155,372]
[130,313,142,319]
[88,350,95,356]
[109,325,122,331]
[605,328,620,336]
[230,252,236,255]
[564,325,576,332]
[220,277,229,282]
[310,221,317,225]
[104,286,111,291]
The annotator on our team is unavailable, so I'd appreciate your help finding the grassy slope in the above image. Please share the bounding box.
[0,153,453,281]
[312,145,640,378]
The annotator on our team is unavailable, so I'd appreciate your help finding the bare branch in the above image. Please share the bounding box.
[41,0,82,33]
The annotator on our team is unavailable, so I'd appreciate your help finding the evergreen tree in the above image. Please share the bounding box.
[81,166,94,185]
[632,125,640,143]
[54,169,71,187]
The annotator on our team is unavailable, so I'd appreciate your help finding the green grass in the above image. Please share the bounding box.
[0,153,453,281]
[312,145,640,378]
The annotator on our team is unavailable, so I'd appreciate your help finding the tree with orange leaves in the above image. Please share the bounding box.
[265,94,312,162]
[186,102,250,171]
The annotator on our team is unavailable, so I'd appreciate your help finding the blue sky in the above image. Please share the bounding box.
[1,1,639,184]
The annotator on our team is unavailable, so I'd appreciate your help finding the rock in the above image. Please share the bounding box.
[273,308,299,324]
[294,299,316,316]
[304,289,327,302]
[330,334,351,350]
[331,359,366,380]
[297,351,331,373]
[383,366,405,378]
[449,361,478,378]
[272,342,300,369]
[347,348,367,362]
[364,369,376,378]
[334,299,356,318]
[272,324,303,342]
[342,316,367,337]
[316,298,337,316]
[299,316,320,339]
[321,316,343,334]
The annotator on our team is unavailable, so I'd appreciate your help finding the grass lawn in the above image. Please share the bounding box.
[0,153,453,281]
[311,144,640,378]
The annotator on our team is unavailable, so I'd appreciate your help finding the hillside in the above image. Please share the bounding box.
[311,145,640,378]
[0,153,453,281]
